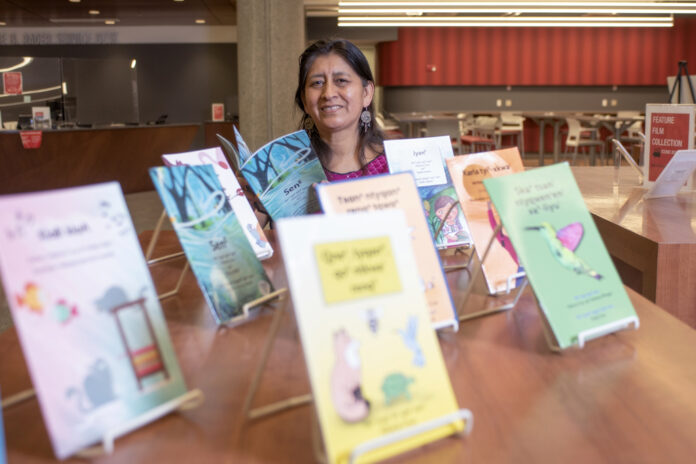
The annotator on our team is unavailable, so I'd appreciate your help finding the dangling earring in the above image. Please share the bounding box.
[360,107,372,132]
[303,116,315,132]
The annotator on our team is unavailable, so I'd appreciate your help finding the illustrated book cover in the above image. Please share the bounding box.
[277,211,467,464]
[446,147,525,294]
[384,135,472,249]
[149,164,273,324]
[316,172,458,331]
[484,163,638,349]
[162,147,273,260]
[0,388,5,464]
[233,127,326,220]
[0,182,188,459]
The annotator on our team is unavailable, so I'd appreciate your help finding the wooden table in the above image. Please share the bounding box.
[575,166,696,327]
[2,230,696,463]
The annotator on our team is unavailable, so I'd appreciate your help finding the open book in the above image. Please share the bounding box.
[233,127,326,219]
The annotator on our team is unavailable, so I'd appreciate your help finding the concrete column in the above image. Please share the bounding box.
[237,0,305,151]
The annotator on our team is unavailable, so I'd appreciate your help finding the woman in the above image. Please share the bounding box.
[295,39,388,181]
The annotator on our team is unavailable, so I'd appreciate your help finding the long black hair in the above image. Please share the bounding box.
[295,39,384,170]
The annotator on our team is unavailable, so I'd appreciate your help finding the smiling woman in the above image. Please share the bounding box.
[295,39,388,181]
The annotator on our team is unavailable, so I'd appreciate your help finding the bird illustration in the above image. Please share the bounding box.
[525,222,602,280]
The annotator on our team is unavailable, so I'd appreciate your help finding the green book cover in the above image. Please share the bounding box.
[483,163,638,349]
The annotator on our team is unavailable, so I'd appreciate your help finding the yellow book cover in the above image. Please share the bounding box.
[277,211,467,464]
[316,173,458,331]
[446,148,525,294]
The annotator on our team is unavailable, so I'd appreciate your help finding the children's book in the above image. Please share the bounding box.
[149,164,273,324]
[162,147,273,260]
[316,172,458,331]
[644,149,696,199]
[0,182,188,459]
[384,135,472,249]
[277,211,467,464]
[233,127,326,220]
[446,148,525,294]
[483,163,639,349]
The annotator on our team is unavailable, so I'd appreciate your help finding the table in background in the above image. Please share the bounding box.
[575,166,696,327]
[575,114,644,144]
[2,230,696,463]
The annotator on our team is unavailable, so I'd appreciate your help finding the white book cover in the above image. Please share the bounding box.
[0,182,188,459]
[162,147,273,260]
[384,135,472,250]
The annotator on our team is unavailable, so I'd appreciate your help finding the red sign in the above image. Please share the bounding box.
[3,72,23,95]
[20,131,42,149]
[648,112,691,181]
[211,103,224,122]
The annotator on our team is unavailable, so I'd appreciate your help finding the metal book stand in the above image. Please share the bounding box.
[144,209,189,300]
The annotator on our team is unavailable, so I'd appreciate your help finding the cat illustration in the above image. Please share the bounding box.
[330,329,370,423]
[66,358,116,413]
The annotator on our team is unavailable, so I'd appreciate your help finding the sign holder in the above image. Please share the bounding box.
[144,209,189,300]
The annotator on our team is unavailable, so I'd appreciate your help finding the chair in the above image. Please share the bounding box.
[460,115,498,154]
[497,112,526,157]
[425,118,463,154]
[564,117,606,165]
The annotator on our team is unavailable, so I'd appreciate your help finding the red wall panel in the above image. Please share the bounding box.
[378,18,696,86]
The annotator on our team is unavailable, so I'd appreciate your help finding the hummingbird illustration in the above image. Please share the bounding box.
[525,222,602,280]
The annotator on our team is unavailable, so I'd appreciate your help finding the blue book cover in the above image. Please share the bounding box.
[149,165,273,324]
[234,129,326,220]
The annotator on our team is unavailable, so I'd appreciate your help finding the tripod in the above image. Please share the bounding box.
[668,60,696,104]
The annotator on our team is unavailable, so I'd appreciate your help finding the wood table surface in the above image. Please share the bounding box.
[574,166,696,327]
[2,230,696,463]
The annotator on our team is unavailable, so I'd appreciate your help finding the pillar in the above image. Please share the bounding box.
[237,0,305,151]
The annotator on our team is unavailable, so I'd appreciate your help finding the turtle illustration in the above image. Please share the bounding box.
[381,373,414,405]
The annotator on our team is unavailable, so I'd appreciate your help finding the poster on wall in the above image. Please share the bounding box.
[643,104,695,184]
[211,103,224,122]
[2,72,22,95]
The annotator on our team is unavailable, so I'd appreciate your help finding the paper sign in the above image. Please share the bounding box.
[211,103,224,122]
[645,149,696,198]
[644,104,695,182]
[385,141,448,187]
[315,236,401,304]
[19,130,42,149]
[3,71,22,94]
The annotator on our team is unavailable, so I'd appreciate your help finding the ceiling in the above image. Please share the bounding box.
[0,0,238,27]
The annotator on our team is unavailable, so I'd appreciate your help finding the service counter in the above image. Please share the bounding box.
[0,124,200,195]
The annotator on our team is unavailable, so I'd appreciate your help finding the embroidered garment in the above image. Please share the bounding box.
[323,153,389,181]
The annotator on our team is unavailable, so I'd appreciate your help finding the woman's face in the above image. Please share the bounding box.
[302,52,374,138]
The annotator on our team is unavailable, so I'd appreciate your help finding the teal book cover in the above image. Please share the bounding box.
[149,165,273,324]
[235,129,326,220]
[483,163,638,349]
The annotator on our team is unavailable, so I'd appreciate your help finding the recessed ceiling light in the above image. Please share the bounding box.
[174,0,184,3]
[105,20,116,25]
[0,21,6,26]
[195,19,206,24]
[69,0,81,3]
[89,10,100,15]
